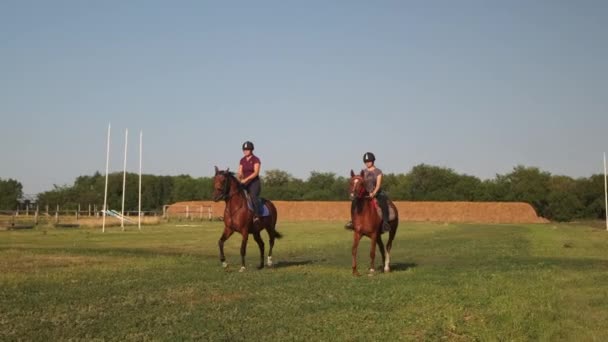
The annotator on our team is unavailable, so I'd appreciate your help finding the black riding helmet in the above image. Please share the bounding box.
[242,141,254,151]
[363,152,376,163]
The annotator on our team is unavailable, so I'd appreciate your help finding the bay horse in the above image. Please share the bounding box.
[348,170,398,276]
[213,166,282,272]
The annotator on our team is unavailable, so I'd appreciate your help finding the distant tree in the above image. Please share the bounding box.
[263,169,293,187]
[27,165,608,221]
[502,166,551,217]
[0,178,23,210]
[573,174,605,219]
[407,164,462,200]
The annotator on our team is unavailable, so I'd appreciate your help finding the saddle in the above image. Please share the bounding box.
[372,199,397,221]
[243,191,270,217]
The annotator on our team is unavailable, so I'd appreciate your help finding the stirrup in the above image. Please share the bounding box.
[344,221,354,230]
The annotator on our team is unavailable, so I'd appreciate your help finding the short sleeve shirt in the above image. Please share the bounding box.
[240,155,261,180]
[363,168,383,193]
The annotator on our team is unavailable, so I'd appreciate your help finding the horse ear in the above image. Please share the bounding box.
[360,170,364,177]
[214,166,219,175]
[350,169,355,178]
[227,167,230,173]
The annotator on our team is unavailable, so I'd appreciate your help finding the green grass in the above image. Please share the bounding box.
[2,222,608,341]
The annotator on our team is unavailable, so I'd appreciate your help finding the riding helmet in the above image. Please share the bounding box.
[242,141,255,151]
[363,152,376,163]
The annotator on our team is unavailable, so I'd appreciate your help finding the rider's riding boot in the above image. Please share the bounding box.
[382,220,391,232]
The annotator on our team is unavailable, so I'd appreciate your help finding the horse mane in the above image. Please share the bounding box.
[217,169,245,193]
[218,170,237,179]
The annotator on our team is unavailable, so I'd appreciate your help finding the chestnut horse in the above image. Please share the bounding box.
[213,167,282,272]
[348,170,398,276]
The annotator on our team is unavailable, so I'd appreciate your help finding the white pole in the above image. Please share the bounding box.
[102,123,111,233]
[138,130,143,230]
[604,152,607,231]
[121,128,128,230]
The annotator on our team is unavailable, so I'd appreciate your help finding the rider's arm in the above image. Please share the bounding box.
[371,173,383,197]
[237,164,244,180]
[242,163,260,184]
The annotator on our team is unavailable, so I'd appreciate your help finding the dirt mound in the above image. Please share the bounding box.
[166,201,547,224]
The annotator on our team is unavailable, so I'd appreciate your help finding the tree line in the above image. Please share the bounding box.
[2,164,606,222]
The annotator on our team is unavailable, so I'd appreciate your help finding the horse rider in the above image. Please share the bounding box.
[345,152,391,232]
[238,141,262,224]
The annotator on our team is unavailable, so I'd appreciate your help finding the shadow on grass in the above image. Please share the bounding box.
[389,262,418,272]
[274,259,323,268]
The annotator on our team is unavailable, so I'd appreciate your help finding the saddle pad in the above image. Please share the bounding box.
[244,193,270,217]
[374,200,397,221]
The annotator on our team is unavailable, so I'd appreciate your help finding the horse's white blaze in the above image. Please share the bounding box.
[267,256,273,267]
[222,262,228,268]
[239,266,246,272]
[350,179,359,197]
[384,252,391,272]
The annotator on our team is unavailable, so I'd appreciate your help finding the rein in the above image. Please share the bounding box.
[216,172,242,201]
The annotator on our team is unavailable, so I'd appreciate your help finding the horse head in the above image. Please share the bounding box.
[349,169,368,200]
[213,166,238,201]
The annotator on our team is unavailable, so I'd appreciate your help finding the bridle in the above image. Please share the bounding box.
[349,176,368,200]
[214,171,240,201]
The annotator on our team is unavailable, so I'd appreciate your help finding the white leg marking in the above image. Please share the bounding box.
[239,266,246,272]
[222,262,228,268]
[267,256,273,267]
[384,252,391,272]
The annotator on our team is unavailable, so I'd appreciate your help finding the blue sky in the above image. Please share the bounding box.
[1,1,607,194]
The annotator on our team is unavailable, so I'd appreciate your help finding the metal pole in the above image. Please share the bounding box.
[102,123,111,233]
[604,152,607,231]
[138,130,142,230]
[121,128,128,230]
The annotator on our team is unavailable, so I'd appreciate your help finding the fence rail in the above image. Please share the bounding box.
[162,205,215,221]
[0,207,162,229]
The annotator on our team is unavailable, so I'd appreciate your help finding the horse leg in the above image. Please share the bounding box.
[239,232,249,272]
[376,234,387,272]
[352,232,361,276]
[369,233,377,275]
[252,231,265,270]
[384,224,397,272]
[218,227,233,268]
[267,227,275,267]
[266,209,281,267]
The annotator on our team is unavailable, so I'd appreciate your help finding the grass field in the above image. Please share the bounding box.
[2,221,608,341]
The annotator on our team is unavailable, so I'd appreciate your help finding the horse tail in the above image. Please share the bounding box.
[264,199,283,239]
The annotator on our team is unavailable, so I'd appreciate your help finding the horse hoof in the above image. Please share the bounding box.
[384,267,390,273]
[257,264,264,270]
[368,269,376,277]
[239,266,246,273]
[221,262,228,268]
[352,271,361,277]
